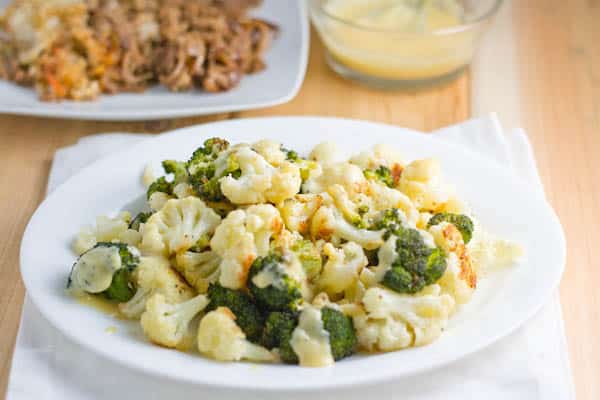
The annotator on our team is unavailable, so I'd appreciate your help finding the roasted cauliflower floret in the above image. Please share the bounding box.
[349,144,404,172]
[172,182,195,199]
[140,293,209,348]
[355,285,455,351]
[73,212,140,255]
[398,159,452,211]
[267,161,303,204]
[174,250,221,294]
[429,221,477,298]
[327,184,368,228]
[309,141,345,165]
[467,219,524,274]
[365,180,419,226]
[148,191,171,211]
[252,139,287,166]
[278,193,324,234]
[219,146,301,205]
[197,307,274,362]
[118,256,194,319]
[353,314,413,352]
[437,252,475,304]
[140,197,221,256]
[317,242,368,297]
[303,162,367,195]
[310,205,384,250]
[210,205,284,289]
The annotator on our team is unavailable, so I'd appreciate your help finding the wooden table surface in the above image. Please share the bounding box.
[0,1,598,398]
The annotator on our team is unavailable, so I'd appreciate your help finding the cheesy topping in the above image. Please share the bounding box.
[290,306,334,367]
[70,246,121,293]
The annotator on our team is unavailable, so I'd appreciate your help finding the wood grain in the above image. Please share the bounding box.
[513,2,600,399]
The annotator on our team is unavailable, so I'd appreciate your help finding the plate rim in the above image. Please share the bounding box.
[0,1,309,121]
[19,116,567,391]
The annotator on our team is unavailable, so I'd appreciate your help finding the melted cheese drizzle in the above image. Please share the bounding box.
[373,236,398,282]
[290,306,334,367]
[76,293,120,317]
[252,263,284,289]
[72,246,121,293]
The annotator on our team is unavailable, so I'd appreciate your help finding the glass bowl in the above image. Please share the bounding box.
[309,0,503,88]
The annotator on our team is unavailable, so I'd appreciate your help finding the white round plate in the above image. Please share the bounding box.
[20,117,565,391]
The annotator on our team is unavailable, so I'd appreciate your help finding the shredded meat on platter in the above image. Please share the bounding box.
[0,0,277,101]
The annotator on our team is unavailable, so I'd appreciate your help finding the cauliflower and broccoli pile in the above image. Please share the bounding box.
[67,137,522,367]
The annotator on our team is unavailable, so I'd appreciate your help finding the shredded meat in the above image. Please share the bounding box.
[0,0,277,101]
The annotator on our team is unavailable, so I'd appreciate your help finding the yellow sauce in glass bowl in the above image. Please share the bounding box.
[313,0,479,83]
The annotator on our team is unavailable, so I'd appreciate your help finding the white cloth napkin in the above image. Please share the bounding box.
[6,115,575,400]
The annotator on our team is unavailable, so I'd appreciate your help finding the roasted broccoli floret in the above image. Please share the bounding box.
[321,307,357,360]
[188,137,230,168]
[206,283,264,342]
[248,252,303,312]
[67,242,140,302]
[427,212,474,244]
[261,311,298,350]
[371,208,405,237]
[186,138,242,202]
[129,211,152,231]
[382,228,447,294]
[274,307,356,364]
[364,165,395,188]
[290,239,322,280]
[146,161,187,204]
[147,176,173,200]
[162,160,188,185]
